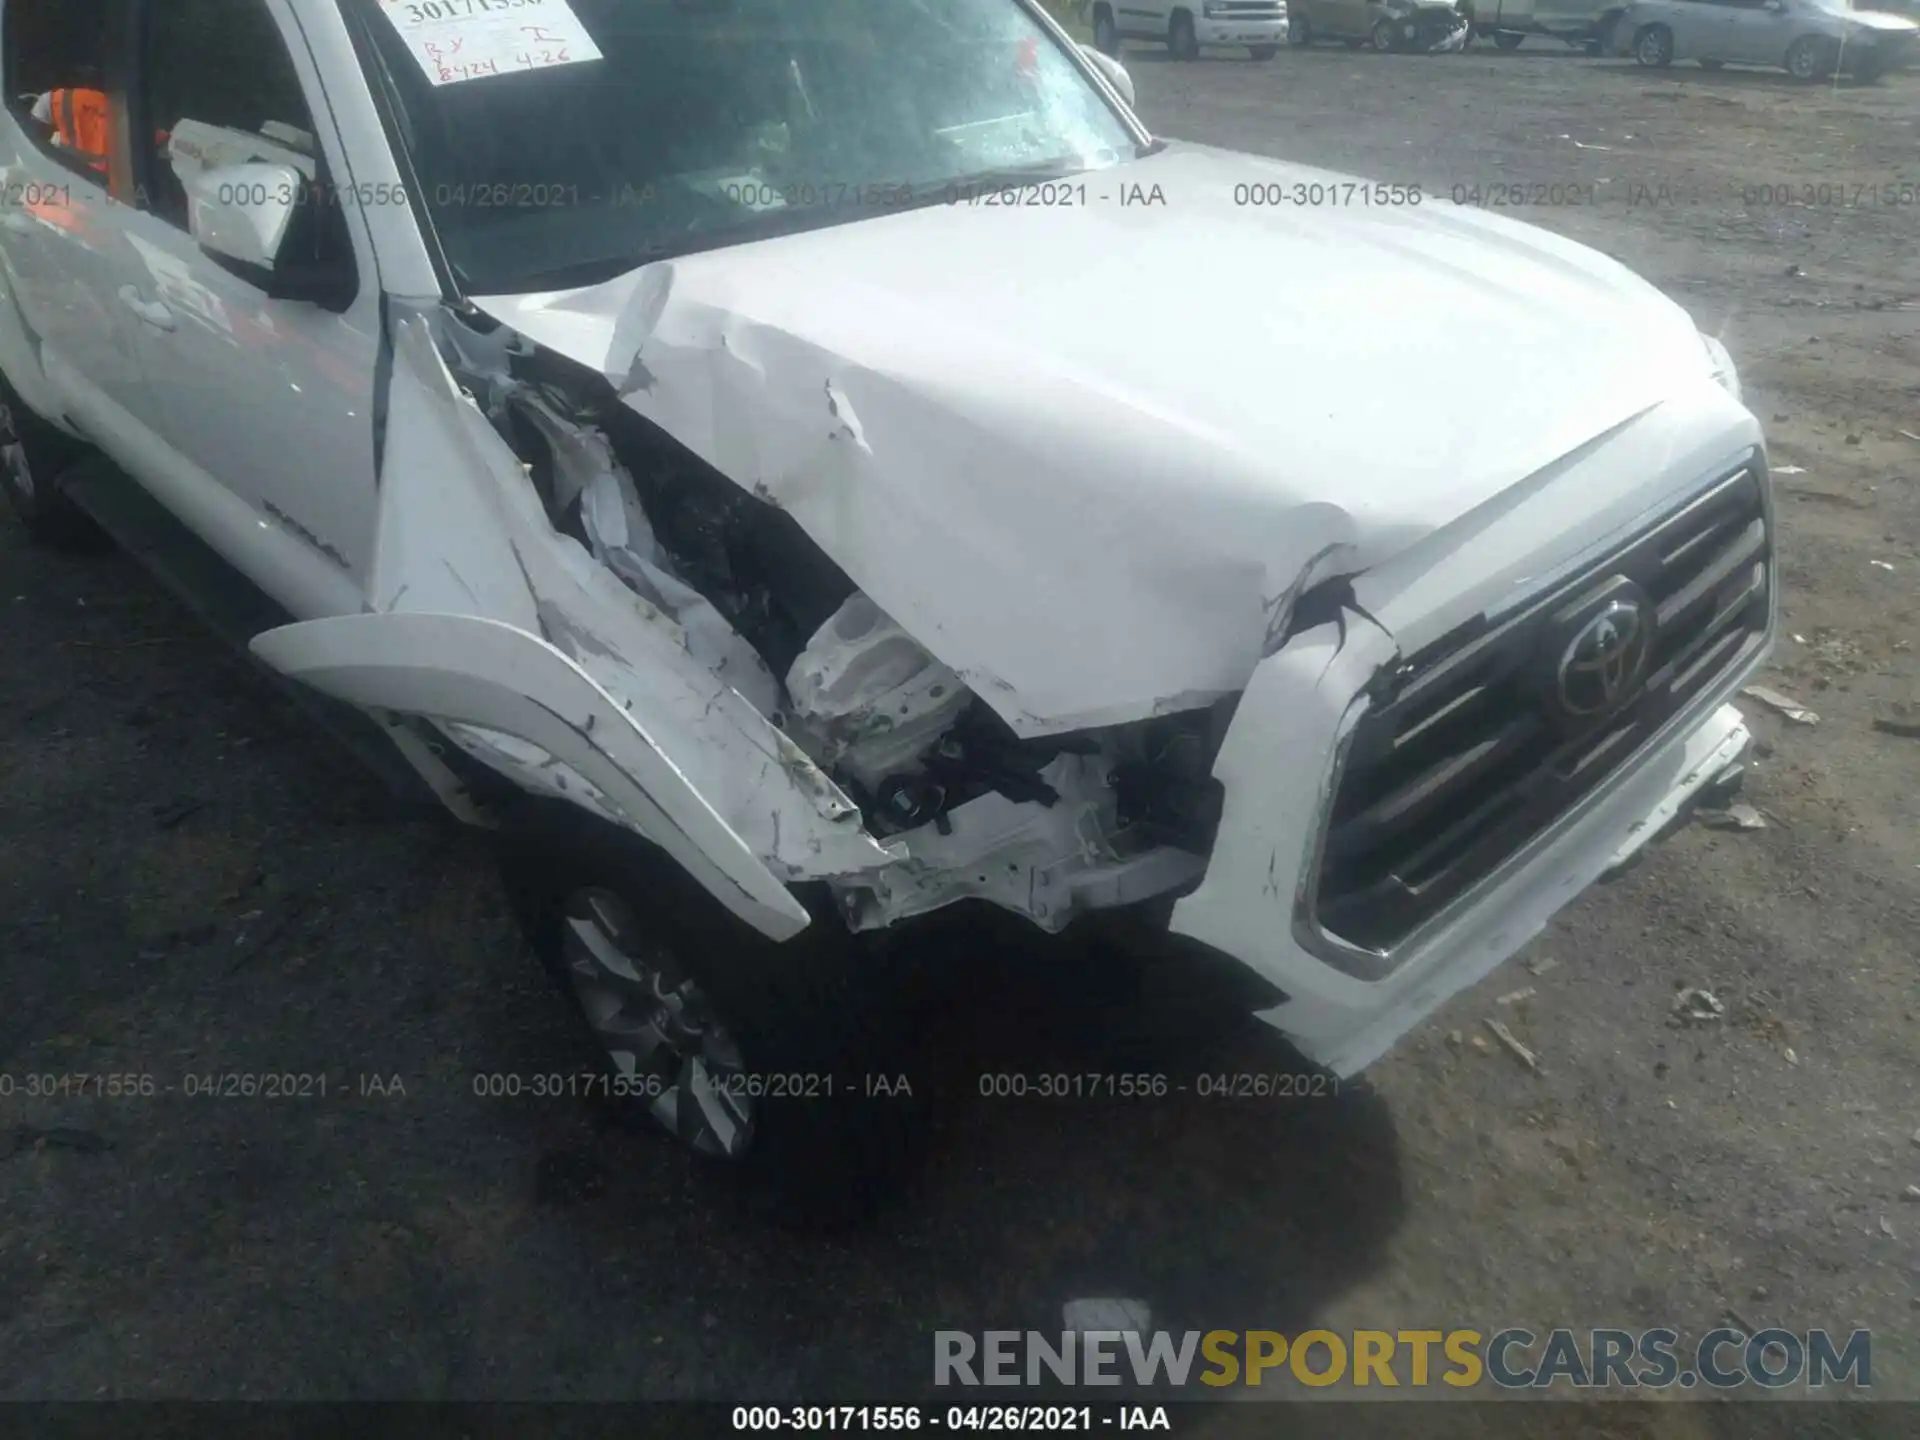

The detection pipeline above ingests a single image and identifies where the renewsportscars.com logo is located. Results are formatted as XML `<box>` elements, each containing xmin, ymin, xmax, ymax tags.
<box><xmin>934</xmin><ymin>1328</ymin><xmax>1872</xmax><ymax>1391</ymax></box>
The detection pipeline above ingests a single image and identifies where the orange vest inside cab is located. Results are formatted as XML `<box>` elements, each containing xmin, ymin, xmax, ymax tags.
<box><xmin>49</xmin><ymin>87</ymin><xmax>111</xmax><ymax>173</ymax></box>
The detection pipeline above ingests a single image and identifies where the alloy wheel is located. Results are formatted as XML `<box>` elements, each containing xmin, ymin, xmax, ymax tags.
<box><xmin>560</xmin><ymin>887</ymin><xmax>756</xmax><ymax>1160</ymax></box>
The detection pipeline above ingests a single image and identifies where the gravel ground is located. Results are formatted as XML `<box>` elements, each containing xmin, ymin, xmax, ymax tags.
<box><xmin>2</xmin><ymin>39</ymin><xmax>1917</xmax><ymax>1425</ymax></box>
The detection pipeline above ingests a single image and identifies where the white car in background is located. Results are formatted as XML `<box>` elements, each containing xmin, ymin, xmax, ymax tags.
<box><xmin>1618</xmin><ymin>0</ymin><xmax>1918</xmax><ymax>77</ymax></box>
<box><xmin>2</xmin><ymin>0</ymin><xmax>1770</xmax><ymax>1219</ymax></box>
<box><xmin>1092</xmin><ymin>0</ymin><xmax>1291</xmax><ymax>59</ymax></box>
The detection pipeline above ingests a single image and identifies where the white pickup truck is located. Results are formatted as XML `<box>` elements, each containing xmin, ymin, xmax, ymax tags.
<box><xmin>1092</xmin><ymin>0</ymin><xmax>1292</xmax><ymax>59</ymax></box>
<box><xmin>1</xmin><ymin>0</ymin><xmax>1768</xmax><ymax>1219</ymax></box>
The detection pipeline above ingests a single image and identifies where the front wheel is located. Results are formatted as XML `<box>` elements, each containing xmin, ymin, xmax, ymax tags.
<box><xmin>498</xmin><ymin>798</ymin><xmax>930</xmax><ymax>1225</ymax></box>
<box><xmin>1250</xmin><ymin>43</ymin><xmax>1279</xmax><ymax>58</ymax></box>
<box><xmin>1371</xmin><ymin>18</ymin><xmax>1402</xmax><ymax>50</ymax></box>
<box><xmin>0</xmin><ymin>378</ymin><xmax>107</xmax><ymax>551</ymax></box>
<box><xmin>1169</xmin><ymin>11</ymin><xmax>1201</xmax><ymax>59</ymax></box>
<box><xmin>1633</xmin><ymin>23</ymin><xmax>1674</xmax><ymax>66</ymax></box>
<box><xmin>1093</xmin><ymin>7</ymin><xmax>1123</xmax><ymax>57</ymax></box>
<box><xmin>1288</xmin><ymin>14</ymin><xmax>1312</xmax><ymax>44</ymax></box>
<box><xmin>1784</xmin><ymin>35</ymin><xmax>1833</xmax><ymax>80</ymax></box>
<box><xmin>1493</xmin><ymin>29</ymin><xmax>1525</xmax><ymax>49</ymax></box>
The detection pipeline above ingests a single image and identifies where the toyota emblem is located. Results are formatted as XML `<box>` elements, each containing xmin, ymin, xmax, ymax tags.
<box><xmin>1556</xmin><ymin>596</ymin><xmax>1653</xmax><ymax>718</ymax></box>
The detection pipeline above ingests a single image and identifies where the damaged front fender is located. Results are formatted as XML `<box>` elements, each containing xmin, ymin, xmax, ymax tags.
<box><xmin>252</xmin><ymin>611</ymin><xmax>816</xmax><ymax>939</ymax></box>
<box><xmin>251</xmin><ymin>309</ymin><xmax>903</xmax><ymax>939</ymax></box>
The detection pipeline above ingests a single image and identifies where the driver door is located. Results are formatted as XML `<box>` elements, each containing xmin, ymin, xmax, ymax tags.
<box><xmin>113</xmin><ymin>0</ymin><xmax>379</xmax><ymax>614</ymax></box>
<box><xmin>1718</xmin><ymin>0</ymin><xmax>1797</xmax><ymax>62</ymax></box>
<box><xmin>0</xmin><ymin>0</ymin><xmax>157</xmax><ymax>438</ymax></box>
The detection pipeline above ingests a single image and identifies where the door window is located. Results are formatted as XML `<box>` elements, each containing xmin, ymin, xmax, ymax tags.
<box><xmin>3</xmin><ymin>0</ymin><xmax>128</xmax><ymax>186</ymax></box>
<box><xmin>131</xmin><ymin>0</ymin><xmax>355</xmax><ymax>292</ymax></box>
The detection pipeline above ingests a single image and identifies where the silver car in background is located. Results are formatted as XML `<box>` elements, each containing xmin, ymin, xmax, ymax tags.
<box><xmin>1617</xmin><ymin>0</ymin><xmax>1919</xmax><ymax>78</ymax></box>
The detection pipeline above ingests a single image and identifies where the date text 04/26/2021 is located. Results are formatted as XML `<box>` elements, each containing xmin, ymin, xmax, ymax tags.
<box><xmin>730</xmin><ymin>1406</ymin><xmax>1173</xmax><ymax>1432</ymax></box>
<box><xmin>975</xmin><ymin>1072</ymin><xmax>1338</xmax><ymax>1100</ymax></box>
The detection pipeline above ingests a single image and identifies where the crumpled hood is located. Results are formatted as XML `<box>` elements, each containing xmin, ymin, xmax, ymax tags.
<box><xmin>476</xmin><ymin>143</ymin><xmax>1719</xmax><ymax>737</ymax></box>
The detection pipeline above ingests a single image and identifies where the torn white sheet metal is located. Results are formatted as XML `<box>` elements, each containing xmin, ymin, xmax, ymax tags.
<box><xmin>785</xmin><ymin>594</ymin><xmax>972</xmax><ymax>790</ymax></box>
<box><xmin>474</xmin><ymin>144</ymin><xmax>1728</xmax><ymax>738</ymax></box>
<box><xmin>512</xmin><ymin>389</ymin><xmax>783</xmax><ymax>715</ymax></box>
<box><xmin>441</xmin><ymin>720</ymin><xmax>622</xmax><ymax>825</ymax></box>
<box><xmin>262</xmin><ymin>311</ymin><xmax>899</xmax><ymax>912</ymax></box>
<box><xmin>842</xmin><ymin>753</ymin><xmax>1206</xmax><ymax>933</ymax></box>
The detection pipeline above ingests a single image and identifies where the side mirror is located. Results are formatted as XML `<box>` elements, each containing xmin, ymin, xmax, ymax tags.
<box><xmin>187</xmin><ymin>161</ymin><xmax>300</xmax><ymax>271</ymax></box>
<box><xmin>186</xmin><ymin>160</ymin><xmax>348</xmax><ymax>307</ymax></box>
<box><xmin>1080</xmin><ymin>45</ymin><xmax>1137</xmax><ymax>109</ymax></box>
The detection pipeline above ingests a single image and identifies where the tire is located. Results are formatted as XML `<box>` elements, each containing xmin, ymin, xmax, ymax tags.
<box><xmin>1784</xmin><ymin>35</ymin><xmax>1832</xmax><ymax>80</ymax></box>
<box><xmin>1854</xmin><ymin>52</ymin><xmax>1885</xmax><ymax>82</ymax></box>
<box><xmin>1582</xmin><ymin>37</ymin><xmax>1603</xmax><ymax>55</ymax></box>
<box><xmin>1698</xmin><ymin>57</ymin><xmax>1724</xmax><ymax>69</ymax></box>
<box><xmin>498</xmin><ymin>796</ymin><xmax>931</xmax><ymax>1227</ymax></box>
<box><xmin>1633</xmin><ymin>23</ymin><xmax>1674</xmax><ymax>66</ymax></box>
<box><xmin>1493</xmin><ymin>29</ymin><xmax>1525</xmax><ymax>49</ymax></box>
<box><xmin>1093</xmin><ymin>7</ymin><xmax>1123</xmax><ymax>57</ymax></box>
<box><xmin>1288</xmin><ymin>14</ymin><xmax>1312</xmax><ymax>44</ymax></box>
<box><xmin>0</xmin><ymin>374</ymin><xmax>107</xmax><ymax>551</ymax></box>
<box><xmin>1250</xmin><ymin>43</ymin><xmax>1279</xmax><ymax>58</ymax></box>
<box><xmin>1169</xmin><ymin>11</ymin><xmax>1201</xmax><ymax>59</ymax></box>
<box><xmin>1371</xmin><ymin>18</ymin><xmax>1402</xmax><ymax>50</ymax></box>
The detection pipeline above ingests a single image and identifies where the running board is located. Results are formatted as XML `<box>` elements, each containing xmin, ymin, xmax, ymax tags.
<box><xmin>54</xmin><ymin>457</ymin><xmax>439</xmax><ymax>808</ymax></box>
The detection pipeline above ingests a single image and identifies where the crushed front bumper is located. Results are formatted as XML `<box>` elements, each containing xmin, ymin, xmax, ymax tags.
<box><xmin>1170</xmin><ymin>595</ymin><xmax>1753</xmax><ymax>1075</ymax></box>
<box><xmin>1168</xmin><ymin>439</ymin><xmax>1772</xmax><ymax>1080</ymax></box>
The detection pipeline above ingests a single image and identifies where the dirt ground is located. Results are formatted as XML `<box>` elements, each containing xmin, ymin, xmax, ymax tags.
<box><xmin>2</xmin><ymin>39</ymin><xmax>1917</xmax><ymax>1425</ymax></box>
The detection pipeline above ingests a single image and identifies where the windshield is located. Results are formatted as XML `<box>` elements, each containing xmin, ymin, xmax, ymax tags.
<box><xmin>342</xmin><ymin>0</ymin><xmax>1136</xmax><ymax>295</ymax></box>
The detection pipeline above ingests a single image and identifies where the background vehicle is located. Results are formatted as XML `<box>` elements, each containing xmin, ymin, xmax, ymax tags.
<box><xmin>1617</xmin><ymin>0</ymin><xmax>1918</xmax><ymax>77</ymax></box>
<box><xmin>1461</xmin><ymin>0</ymin><xmax>1630</xmax><ymax>49</ymax></box>
<box><xmin>1092</xmin><ymin>0</ymin><xmax>1290</xmax><ymax>59</ymax></box>
<box><xmin>1288</xmin><ymin>0</ymin><xmax>1472</xmax><ymax>48</ymax></box>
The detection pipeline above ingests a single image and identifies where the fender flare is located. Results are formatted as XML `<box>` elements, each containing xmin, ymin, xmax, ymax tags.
<box><xmin>252</xmin><ymin>609</ymin><xmax>815</xmax><ymax>940</ymax></box>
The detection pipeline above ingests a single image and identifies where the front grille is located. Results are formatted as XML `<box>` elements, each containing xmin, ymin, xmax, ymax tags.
<box><xmin>1312</xmin><ymin>456</ymin><xmax>1771</xmax><ymax>956</ymax></box>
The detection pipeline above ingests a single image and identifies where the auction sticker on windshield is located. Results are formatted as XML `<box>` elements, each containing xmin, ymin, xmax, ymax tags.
<box><xmin>376</xmin><ymin>0</ymin><xmax>604</xmax><ymax>86</ymax></box>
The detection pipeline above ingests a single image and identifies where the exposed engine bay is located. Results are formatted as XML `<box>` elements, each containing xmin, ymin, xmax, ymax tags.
<box><xmin>429</xmin><ymin>306</ymin><xmax>1227</xmax><ymax>935</ymax></box>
